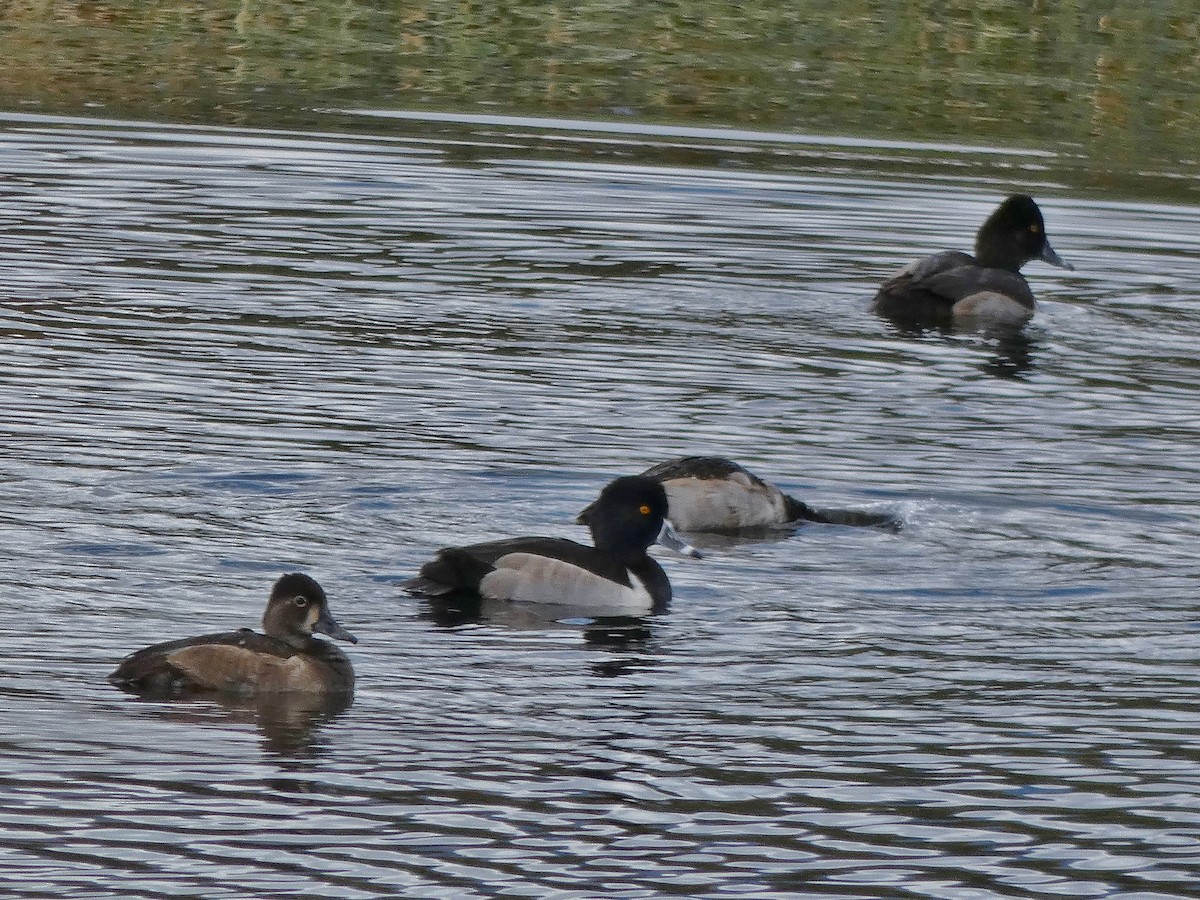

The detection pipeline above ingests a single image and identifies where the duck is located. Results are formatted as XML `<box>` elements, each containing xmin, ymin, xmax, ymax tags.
<box><xmin>871</xmin><ymin>194</ymin><xmax>1073</xmax><ymax>327</ymax></box>
<box><xmin>578</xmin><ymin>456</ymin><xmax>898</xmax><ymax>533</ymax></box>
<box><xmin>109</xmin><ymin>573</ymin><xmax>357</xmax><ymax>697</ymax></box>
<box><xmin>403</xmin><ymin>475</ymin><xmax>700</xmax><ymax>614</ymax></box>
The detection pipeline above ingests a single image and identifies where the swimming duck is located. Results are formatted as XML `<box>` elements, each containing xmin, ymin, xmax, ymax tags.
<box><xmin>109</xmin><ymin>573</ymin><xmax>356</xmax><ymax>697</ymax></box>
<box><xmin>578</xmin><ymin>456</ymin><xmax>898</xmax><ymax>533</ymax></box>
<box><xmin>872</xmin><ymin>194</ymin><xmax>1073</xmax><ymax>326</ymax></box>
<box><xmin>404</xmin><ymin>475</ymin><xmax>699</xmax><ymax>614</ymax></box>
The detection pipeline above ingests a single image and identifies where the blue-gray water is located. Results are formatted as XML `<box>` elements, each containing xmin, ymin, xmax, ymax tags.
<box><xmin>1</xmin><ymin>111</ymin><xmax>1198</xmax><ymax>898</ymax></box>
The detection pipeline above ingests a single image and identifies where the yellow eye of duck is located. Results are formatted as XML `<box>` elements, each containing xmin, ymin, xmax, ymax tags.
<box><xmin>1029</xmin><ymin>223</ymin><xmax>1041</xmax><ymax>233</ymax></box>
<box><xmin>639</xmin><ymin>504</ymin><xmax>651</xmax><ymax>515</ymax></box>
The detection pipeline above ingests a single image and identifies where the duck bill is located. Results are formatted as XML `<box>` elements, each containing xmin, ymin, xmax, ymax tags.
<box><xmin>1039</xmin><ymin>239</ymin><xmax>1074</xmax><ymax>271</ymax></box>
<box><xmin>314</xmin><ymin>609</ymin><xmax>358</xmax><ymax>644</ymax></box>
<box><xmin>656</xmin><ymin>519</ymin><xmax>702</xmax><ymax>559</ymax></box>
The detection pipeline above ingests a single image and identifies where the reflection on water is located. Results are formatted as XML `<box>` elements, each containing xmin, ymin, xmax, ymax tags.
<box><xmin>0</xmin><ymin>111</ymin><xmax>1199</xmax><ymax>898</ymax></box>
<box><xmin>882</xmin><ymin>320</ymin><xmax>1040</xmax><ymax>378</ymax></box>
<box><xmin>0</xmin><ymin>1</ymin><xmax>1197</xmax><ymax>195</ymax></box>
<box><xmin>119</xmin><ymin>691</ymin><xmax>354</xmax><ymax>759</ymax></box>
<box><xmin>977</xmin><ymin>329</ymin><xmax>1038</xmax><ymax>377</ymax></box>
<box><xmin>424</xmin><ymin>593</ymin><xmax>659</xmax><ymax>646</ymax></box>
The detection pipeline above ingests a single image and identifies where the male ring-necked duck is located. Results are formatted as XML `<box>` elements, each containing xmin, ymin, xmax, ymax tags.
<box><xmin>577</xmin><ymin>456</ymin><xmax>898</xmax><ymax>533</ymax></box>
<box><xmin>872</xmin><ymin>194</ymin><xmax>1073</xmax><ymax>327</ymax></box>
<box><xmin>109</xmin><ymin>573</ymin><xmax>357</xmax><ymax>697</ymax></box>
<box><xmin>404</xmin><ymin>475</ymin><xmax>700</xmax><ymax>614</ymax></box>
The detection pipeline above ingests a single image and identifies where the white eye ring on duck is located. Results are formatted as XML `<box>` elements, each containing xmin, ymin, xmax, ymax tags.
<box><xmin>293</xmin><ymin>595</ymin><xmax>310</xmax><ymax>608</ymax></box>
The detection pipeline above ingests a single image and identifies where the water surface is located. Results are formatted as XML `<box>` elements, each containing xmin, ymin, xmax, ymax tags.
<box><xmin>0</xmin><ymin>111</ymin><xmax>1198</xmax><ymax>897</ymax></box>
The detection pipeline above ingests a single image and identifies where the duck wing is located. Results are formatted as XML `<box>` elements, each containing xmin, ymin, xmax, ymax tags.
<box><xmin>641</xmin><ymin>456</ymin><xmax>750</xmax><ymax>481</ymax></box>
<box><xmin>876</xmin><ymin>250</ymin><xmax>974</xmax><ymax>299</ymax></box>
<box><xmin>109</xmin><ymin>630</ymin><xmax>295</xmax><ymax>695</ymax></box>
<box><xmin>921</xmin><ymin>266</ymin><xmax>1034</xmax><ymax>307</ymax></box>
<box><xmin>876</xmin><ymin>250</ymin><xmax>1033</xmax><ymax>312</ymax></box>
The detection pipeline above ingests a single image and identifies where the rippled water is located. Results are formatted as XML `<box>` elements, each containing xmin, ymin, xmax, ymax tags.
<box><xmin>2</xmin><ymin>111</ymin><xmax>1199</xmax><ymax>898</ymax></box>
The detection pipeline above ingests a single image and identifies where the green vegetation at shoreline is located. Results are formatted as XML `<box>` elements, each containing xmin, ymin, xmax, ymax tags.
<box><xmin>0</xmin><ymin>1</ymin><xmax>1196</xmax><ymax>191</ymax></box>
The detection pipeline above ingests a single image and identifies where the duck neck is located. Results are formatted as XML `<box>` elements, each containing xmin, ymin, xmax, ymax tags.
<box><xmin>262</xmin><ymin>610</ymin><xmax>313</xmax><ymax>649</ymax></box>
<box><xmin>974</xmin><ymin>237</ymin><xmax>1024</xmax><ymax>272</ymax></box>
<box><xmin>590</xmin><ymin>528</ymin><xmax>646</xmax><ymax>564</ymax></box>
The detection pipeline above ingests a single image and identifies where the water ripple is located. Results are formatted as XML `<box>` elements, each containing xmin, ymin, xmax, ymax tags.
<box><xmin>0</xmin><ymin>111</ymin><xmax>1198</xmax><ymax>898</ymax></box>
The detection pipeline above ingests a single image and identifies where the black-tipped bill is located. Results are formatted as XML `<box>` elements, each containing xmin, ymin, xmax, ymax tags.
<box><xmin>315</xmin><ymin>608</ymin><xmax>358</xmax><ymax>644</ymax></box>
<box><xmin>1039</xmin><ymin>239</ymin><xmax>1073</xmax><ymax>271</ymax></box>
<box><xmin>656</xmin><ymin>519</ymin><xmax>702</xmax><ymax>559</ymax></box>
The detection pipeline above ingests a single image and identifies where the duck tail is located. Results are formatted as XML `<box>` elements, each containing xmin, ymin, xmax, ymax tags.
<box><xmin>785</xmin><ymin>494</ymin><xmax>901</xmax><ymax>532</ymax></box>
<box><xmin>783</xmin><ymin>493</ymin><xmax>825</xmax><ymax>523</ymax></box>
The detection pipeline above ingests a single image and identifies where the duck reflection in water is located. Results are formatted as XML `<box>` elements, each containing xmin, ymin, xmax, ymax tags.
<box><xmin>419</xmin><ymin>595</ymin><xmax>658</xmax><ymax>678</ymax></box>
<box><xmin>423</xmin><ymin>591</ymin><xmax>655</xmax><ymax>648</ymax></box>
<box><xmin>407</xmin><ymin>476</ymin><xmax>700</xmax><ymax>661</ymax></box>
<box><xmin>979</xmin><ymin>329</ymin><xmax>1038</xmax><ymax>377</ymax></box>
<box><xmin>122</xmin><ymin>690</ymin><xmax>354</xmax><ymax>759</ymax></box>
<box><xmin>886</xmin><ymin>319</ymin><xmax>1040</xmax><ymax>378</ymax></box>
<box><xmin>108</xmin><ymin>573</ymin><xmax>357</xmax><ymax>759</ymax></box>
